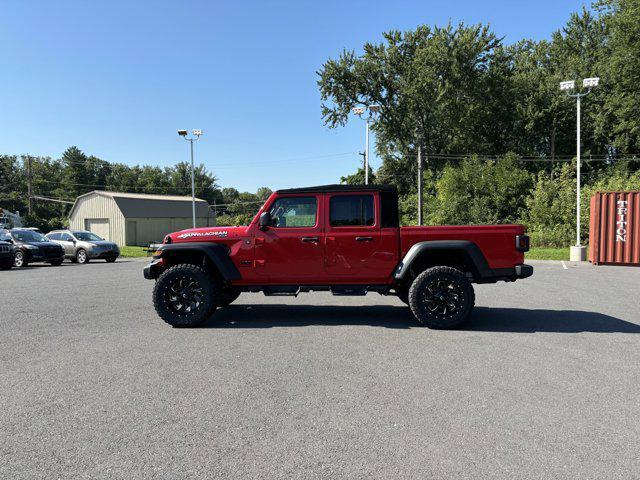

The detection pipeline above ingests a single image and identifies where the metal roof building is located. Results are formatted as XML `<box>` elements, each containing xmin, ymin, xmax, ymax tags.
<box><xmin>68</xmin><ymin>191</ymin><xmax>213</xmax><ymax>246</ymax></box>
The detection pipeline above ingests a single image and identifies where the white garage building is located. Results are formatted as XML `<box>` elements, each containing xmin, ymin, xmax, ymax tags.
<box><xmin>68</xmin><ymin>191</ymin><xmax>213</xmax><ymax>246</ymax></box>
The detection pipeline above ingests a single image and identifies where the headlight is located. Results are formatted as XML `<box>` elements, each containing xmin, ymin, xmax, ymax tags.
<box><xmin>24</xmin><ymin>244</ymin><xmax>38</xmax><ymax>250</ymax></box>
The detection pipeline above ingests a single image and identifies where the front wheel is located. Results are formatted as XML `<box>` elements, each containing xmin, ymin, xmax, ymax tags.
<box><xmin>76</xmin><ymin>249</ymin><xmax>89</xmax><ymax>264</ymax></box>
<box><xmin>408</xmin><ymin>266</ymin><xmax>475</xmax><ymax>329</ymax></box>
<box><xmin>14</xmin><ymin>251</ymin><xmax>27</xmax><ymax>268</ymax></box>
<box><xmin>152</xmin><ymin>264</ymin><xmax>218</xmax><ymax>327</ymax></box>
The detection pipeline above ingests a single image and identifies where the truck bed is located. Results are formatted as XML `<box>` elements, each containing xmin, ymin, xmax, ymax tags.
<box><xmin>400</xmin><ymin>224</ymin><xmax>526</xmax><ymax>269</ymax></box>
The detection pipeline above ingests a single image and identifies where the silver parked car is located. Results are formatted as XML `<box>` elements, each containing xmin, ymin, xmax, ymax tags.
<box><xmin>46</xmin><ymin>230</ymin><xmax>120</xmax><ymax>264</ymax></box>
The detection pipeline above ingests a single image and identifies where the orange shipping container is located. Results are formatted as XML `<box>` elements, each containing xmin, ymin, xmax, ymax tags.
<box><xmin>589</xmin><ymin>191</ymin><xmax>640</xmax><ymax>266</ymax></box>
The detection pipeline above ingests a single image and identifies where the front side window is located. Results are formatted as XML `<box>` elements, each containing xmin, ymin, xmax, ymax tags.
<box><xmin>268</xmin><ymin>197</ymin><xmax>317</xmax><ymax>228</ymax></box>
<box><xmin>330</xmin><ymin>194</ymin><xmax>375</xmax><ymax>227</ymax></box>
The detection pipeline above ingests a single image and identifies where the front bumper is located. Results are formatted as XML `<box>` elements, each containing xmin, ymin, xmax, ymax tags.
<box><xmin>143</xmin><ymin>259</ymin><xmax>163</xmax><ymax>280</ymax></box>
<box><xmin>88</xmin><ymin>249</ymin><xmax>120</xmax><ymax>259</ymax></box>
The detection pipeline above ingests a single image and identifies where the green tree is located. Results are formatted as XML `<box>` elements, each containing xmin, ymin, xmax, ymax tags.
<box><xmin>318</xmin><ymin>23</ymin><xmax>515</xmax><ymax>194</ymax></box>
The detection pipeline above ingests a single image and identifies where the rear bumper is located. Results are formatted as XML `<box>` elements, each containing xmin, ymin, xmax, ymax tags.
<box><xmin>143</xmin><ymin>259</ymin><xmax>163</xmax><ymax>280</ymax></box>
<box><xmin>515</xmin><ymin>264</ymin><xmax>534</xmax><ymax>279</ymax></box>
<box><xmin>475</xmin><ymin>263</ymin><xmax>533</xmax><ymax>283</ymax></box>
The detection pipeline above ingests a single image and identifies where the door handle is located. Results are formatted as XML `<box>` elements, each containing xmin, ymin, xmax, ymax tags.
<box><xmin>301</xmin><ymin>236</ymin><xmax>319</xmax><ymax>243</ymax></box>
<box><xmin>355</xmin><ymin>236</ymin><xmax>373</xmax><ymax>242</ymax></box>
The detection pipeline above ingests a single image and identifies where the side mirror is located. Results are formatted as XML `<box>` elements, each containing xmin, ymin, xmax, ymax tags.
<box><xmin>259</xmin><ymin>212</ymin><xmax>271</xmax><ymax>230</ymax></box>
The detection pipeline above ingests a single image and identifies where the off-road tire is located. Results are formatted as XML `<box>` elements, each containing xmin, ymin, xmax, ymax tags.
<box><xmin>76</xmin><ymin>249</ymin><xmax>89</xmax><ymax>264</ymax></box>
<box><xmin>408</xmin><ymin>266</ymin><xmax>475</xmax><ymax>329</ymax></box>
<box><xmin>49</xmin><ymin>259</ymin><xmax>63</xmax><ymax>266</ymax></box>
<box><xmin>218</xmin><ymin>288</ymin><xmax>241</xmax><ymax>307</ymax></box>
<box><xmin>153</xmin><ymin>264</ymin><xmax>218</xmax><ymax>327</ymax></box>
<box><xmin>14</xmin><ymin>250</ymin><xmax>27</xmax><ymax>268</ymax></box>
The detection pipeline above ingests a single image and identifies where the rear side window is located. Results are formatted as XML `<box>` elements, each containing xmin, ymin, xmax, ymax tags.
<box><xmin>330</xmin><ymin>195</ymin><xmax>374</xmax><ymax>227</ymax></box>
<box><xmin>48</xmin><ymin>233</ymin><xmax>60</xmax><ymax>240</ymax></box>
<box><xmin>380</xmin><ymin>191</ymin><xmax>399</xmax><ymax>228</ymax></box>
<box><xmin>269</xmin><ymin>196</ymin><xmax>317</xmax><ymax>228</ymax></box>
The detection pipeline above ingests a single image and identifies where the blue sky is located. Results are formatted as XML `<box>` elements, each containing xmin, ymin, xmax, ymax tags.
<box><xmin>1</xmin><ymin>0</ymin><xmax>585</xmax><ymax>193</ymax></box>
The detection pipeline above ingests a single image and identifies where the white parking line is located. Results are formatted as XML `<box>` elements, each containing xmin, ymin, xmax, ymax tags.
<box><xmin>561</xmin><ymin>261</ymin><xmax>568</xmax><ymax>270</ymax></box>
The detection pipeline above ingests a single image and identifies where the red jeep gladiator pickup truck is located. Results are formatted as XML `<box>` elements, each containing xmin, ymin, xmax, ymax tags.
<box><xmin>144</xmin><ymin>185</ymin><xmax>532</xmax><ymax>328</ymax></box>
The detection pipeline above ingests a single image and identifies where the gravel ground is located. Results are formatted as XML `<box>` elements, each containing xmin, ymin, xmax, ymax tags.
<box><xmin>1</xmin><ymin>259</ymin><xmax>639</xmax><ymax>479</ymax></box>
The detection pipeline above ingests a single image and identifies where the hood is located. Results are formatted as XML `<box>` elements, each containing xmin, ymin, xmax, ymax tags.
<box><xmin>87</xmin><ymin>240</ymin><xmax>118</xmax><ymax>247</ymax></box>
<box><xmin>168</xmin><ymin>226</ymin><xmax>249</xmax><ymax>243</ymax></box>
<box><xmin>22</xmin><ymin>241</ymin><xmax>63</xmax><ymax>249</ymax></box>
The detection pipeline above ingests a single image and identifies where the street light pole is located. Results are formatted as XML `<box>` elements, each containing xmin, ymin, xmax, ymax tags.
<box><xmin>365</xmin><ymin>116</ymin><xmax>370</xmax><ymax>185</ymax></box>
<box><xmin>560</xmin><ymin>77</ymin><xmax>599</xmax><ymax>261</ymax></box>
<box><xmin>576</xmin><ymin>94</ymin><xmax>581</xmax><ymax>247</ymax></box>
<box><xmin>352</xmin><ymin>104</ymin><xmax>380</xmax><ymax>185</ymax></box>
<box><xmin>178</xmin><ymin>129</ymin><xmax>203</xmax><ymax>229</ymax></box>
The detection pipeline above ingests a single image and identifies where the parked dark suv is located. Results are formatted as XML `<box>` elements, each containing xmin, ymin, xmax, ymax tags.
<box><xmin>0</xmin><ymin>239</ymin><xmax>16</xmax><ymax>270</ymax></box>
<box><xmin>0</xmin><ymin>229</ymin><xmax>65</xmax><ymax>267</ymax></box>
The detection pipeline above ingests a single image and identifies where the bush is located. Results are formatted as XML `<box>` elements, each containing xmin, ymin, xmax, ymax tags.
<box><xmin>427</xmin><ymin>154</ymin><xmax>533</xmax><ymax>225</ymax></box>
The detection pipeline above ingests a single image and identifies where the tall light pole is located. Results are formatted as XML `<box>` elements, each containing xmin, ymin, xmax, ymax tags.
<box><xmin>178</xmin><ymin>129</ymin><xmax>203</xmax><ymax>228</ymax></box>
<box><xmin>560</xmin><ymin>77</ymin><xmax>599</xmax><ymax>262</ymax></box>
<box><xmin>352</xmin><ymin>104</ymin><xmax>380</xmax><ymax>184</ymax></box>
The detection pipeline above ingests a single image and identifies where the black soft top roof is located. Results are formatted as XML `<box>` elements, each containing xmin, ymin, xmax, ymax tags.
<box><xmin>276</xmin><ymin>184</ymin><xmax>397</xmax><ymax>194</ymax></box>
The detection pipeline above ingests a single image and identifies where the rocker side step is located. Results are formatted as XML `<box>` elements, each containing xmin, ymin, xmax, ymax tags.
<box><xmin>263</xmin><ymin>286</ymin><xmax>300</xmax><ymax>297</ymax></box>
<box><xmin>330</xmin><ymin>286</ymin><xmax>368</xmax><ymax>296</ymax></box>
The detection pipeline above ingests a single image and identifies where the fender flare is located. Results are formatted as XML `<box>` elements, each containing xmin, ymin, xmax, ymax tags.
<box><xmin>393</xmin><ymin>240</ymin><xmax>492</xmax><ymax>281</ymax></box>
<box><xmin>155</xmin><ymin>242</ymin><xmax>241</xmax><ymax>280</ymax></box>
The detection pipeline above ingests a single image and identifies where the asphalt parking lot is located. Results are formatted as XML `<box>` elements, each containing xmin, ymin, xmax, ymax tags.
<box><xmin>1</xmin><ymin>259</ymin><xmax>639</xmax><ymax>479</ymax></box>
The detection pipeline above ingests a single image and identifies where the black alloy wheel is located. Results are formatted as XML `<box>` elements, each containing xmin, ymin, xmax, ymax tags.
<box><xmin>152</xmin><ymin>264</ymin><xmax>218</xmax><ymax>327</ymax></box>
<box><xmin>408</xmin><ymin>266</ymin><xmax>475</xmax><ymax>329</ymax></box>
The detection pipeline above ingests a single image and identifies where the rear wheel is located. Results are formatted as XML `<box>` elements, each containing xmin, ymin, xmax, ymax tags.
<box><xmin>408</xmin><ymin>266</ymin><xmax>475</xmax><ymax>329</ymax></box>
<box><xmin>152</xmin><ymin>264</ymin><xmax>218</xmax><ymax>327</ymax></box>
<box><xmin>14</xmin><ymin>251</ymin><xmax>27</xmax><ymax>268</ymax></box>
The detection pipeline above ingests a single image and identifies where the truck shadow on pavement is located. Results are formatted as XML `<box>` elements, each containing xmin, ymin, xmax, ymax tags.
<box><xmin>207</xmin><ymin>304</ymin><xmax>640</xmax><ymax>333</ymax></box>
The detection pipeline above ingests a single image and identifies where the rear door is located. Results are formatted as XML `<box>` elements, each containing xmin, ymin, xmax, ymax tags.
<box><xmin>324</xmin><ymin>192</ymin><xmax>396</xmax><ymax>283</ymax></box>
<box><xmin>254</xmin><ymin>194</ymin><xmax>325</xmax><ymax>282</ymax></box>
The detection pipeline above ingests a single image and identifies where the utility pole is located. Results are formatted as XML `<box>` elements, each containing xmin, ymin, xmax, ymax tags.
<box><xmin>26</xmin><ymin>156</ymin><xmax>33</xmax><ymax>215</ymax></box>
<box><xmin>417</xmin><ymin>145</ymin><xmax>423</xmax><ymax>226</ymax></box>
<box><xmin>358</xmin><ymin>151</ymin><xmax>366</xmax><ymax>180</ymax></box>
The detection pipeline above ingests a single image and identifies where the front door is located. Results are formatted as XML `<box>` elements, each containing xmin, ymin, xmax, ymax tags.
<box><xmin>324</xmin><ymin>192</ymin><xmax>395</xmax><ymax>283</ymax></box>
<box><xmin>59</xmin><ymin>232</ymin><xmax>76</xmax><ymax>256</ymax></box>
<box><xmin>255</xmin><ymin>194</ymin><xmax>324</xmax><ymax>282</ymax></box>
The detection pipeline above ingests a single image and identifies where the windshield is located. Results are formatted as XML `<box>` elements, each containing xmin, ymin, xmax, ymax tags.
<box><xmin>74</xmin><ymin>232</ymin><xmax>103</xmax><ymax>241</ymax></box>
<box><xmin>12</xmin><ymin>230</ymin><xmax>48</xmax><ymax>242</ymax></box>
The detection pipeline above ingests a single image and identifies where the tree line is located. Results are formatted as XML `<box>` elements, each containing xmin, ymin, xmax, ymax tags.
<box><xmin>320</xmin><ymin>0</ymin><xmax>640</xmax><ymax>246</ymax></box>
<box><xmin>0</xmin><ymin>146</ymin><xmax>271</xmax><ymax>231</ymax></box>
